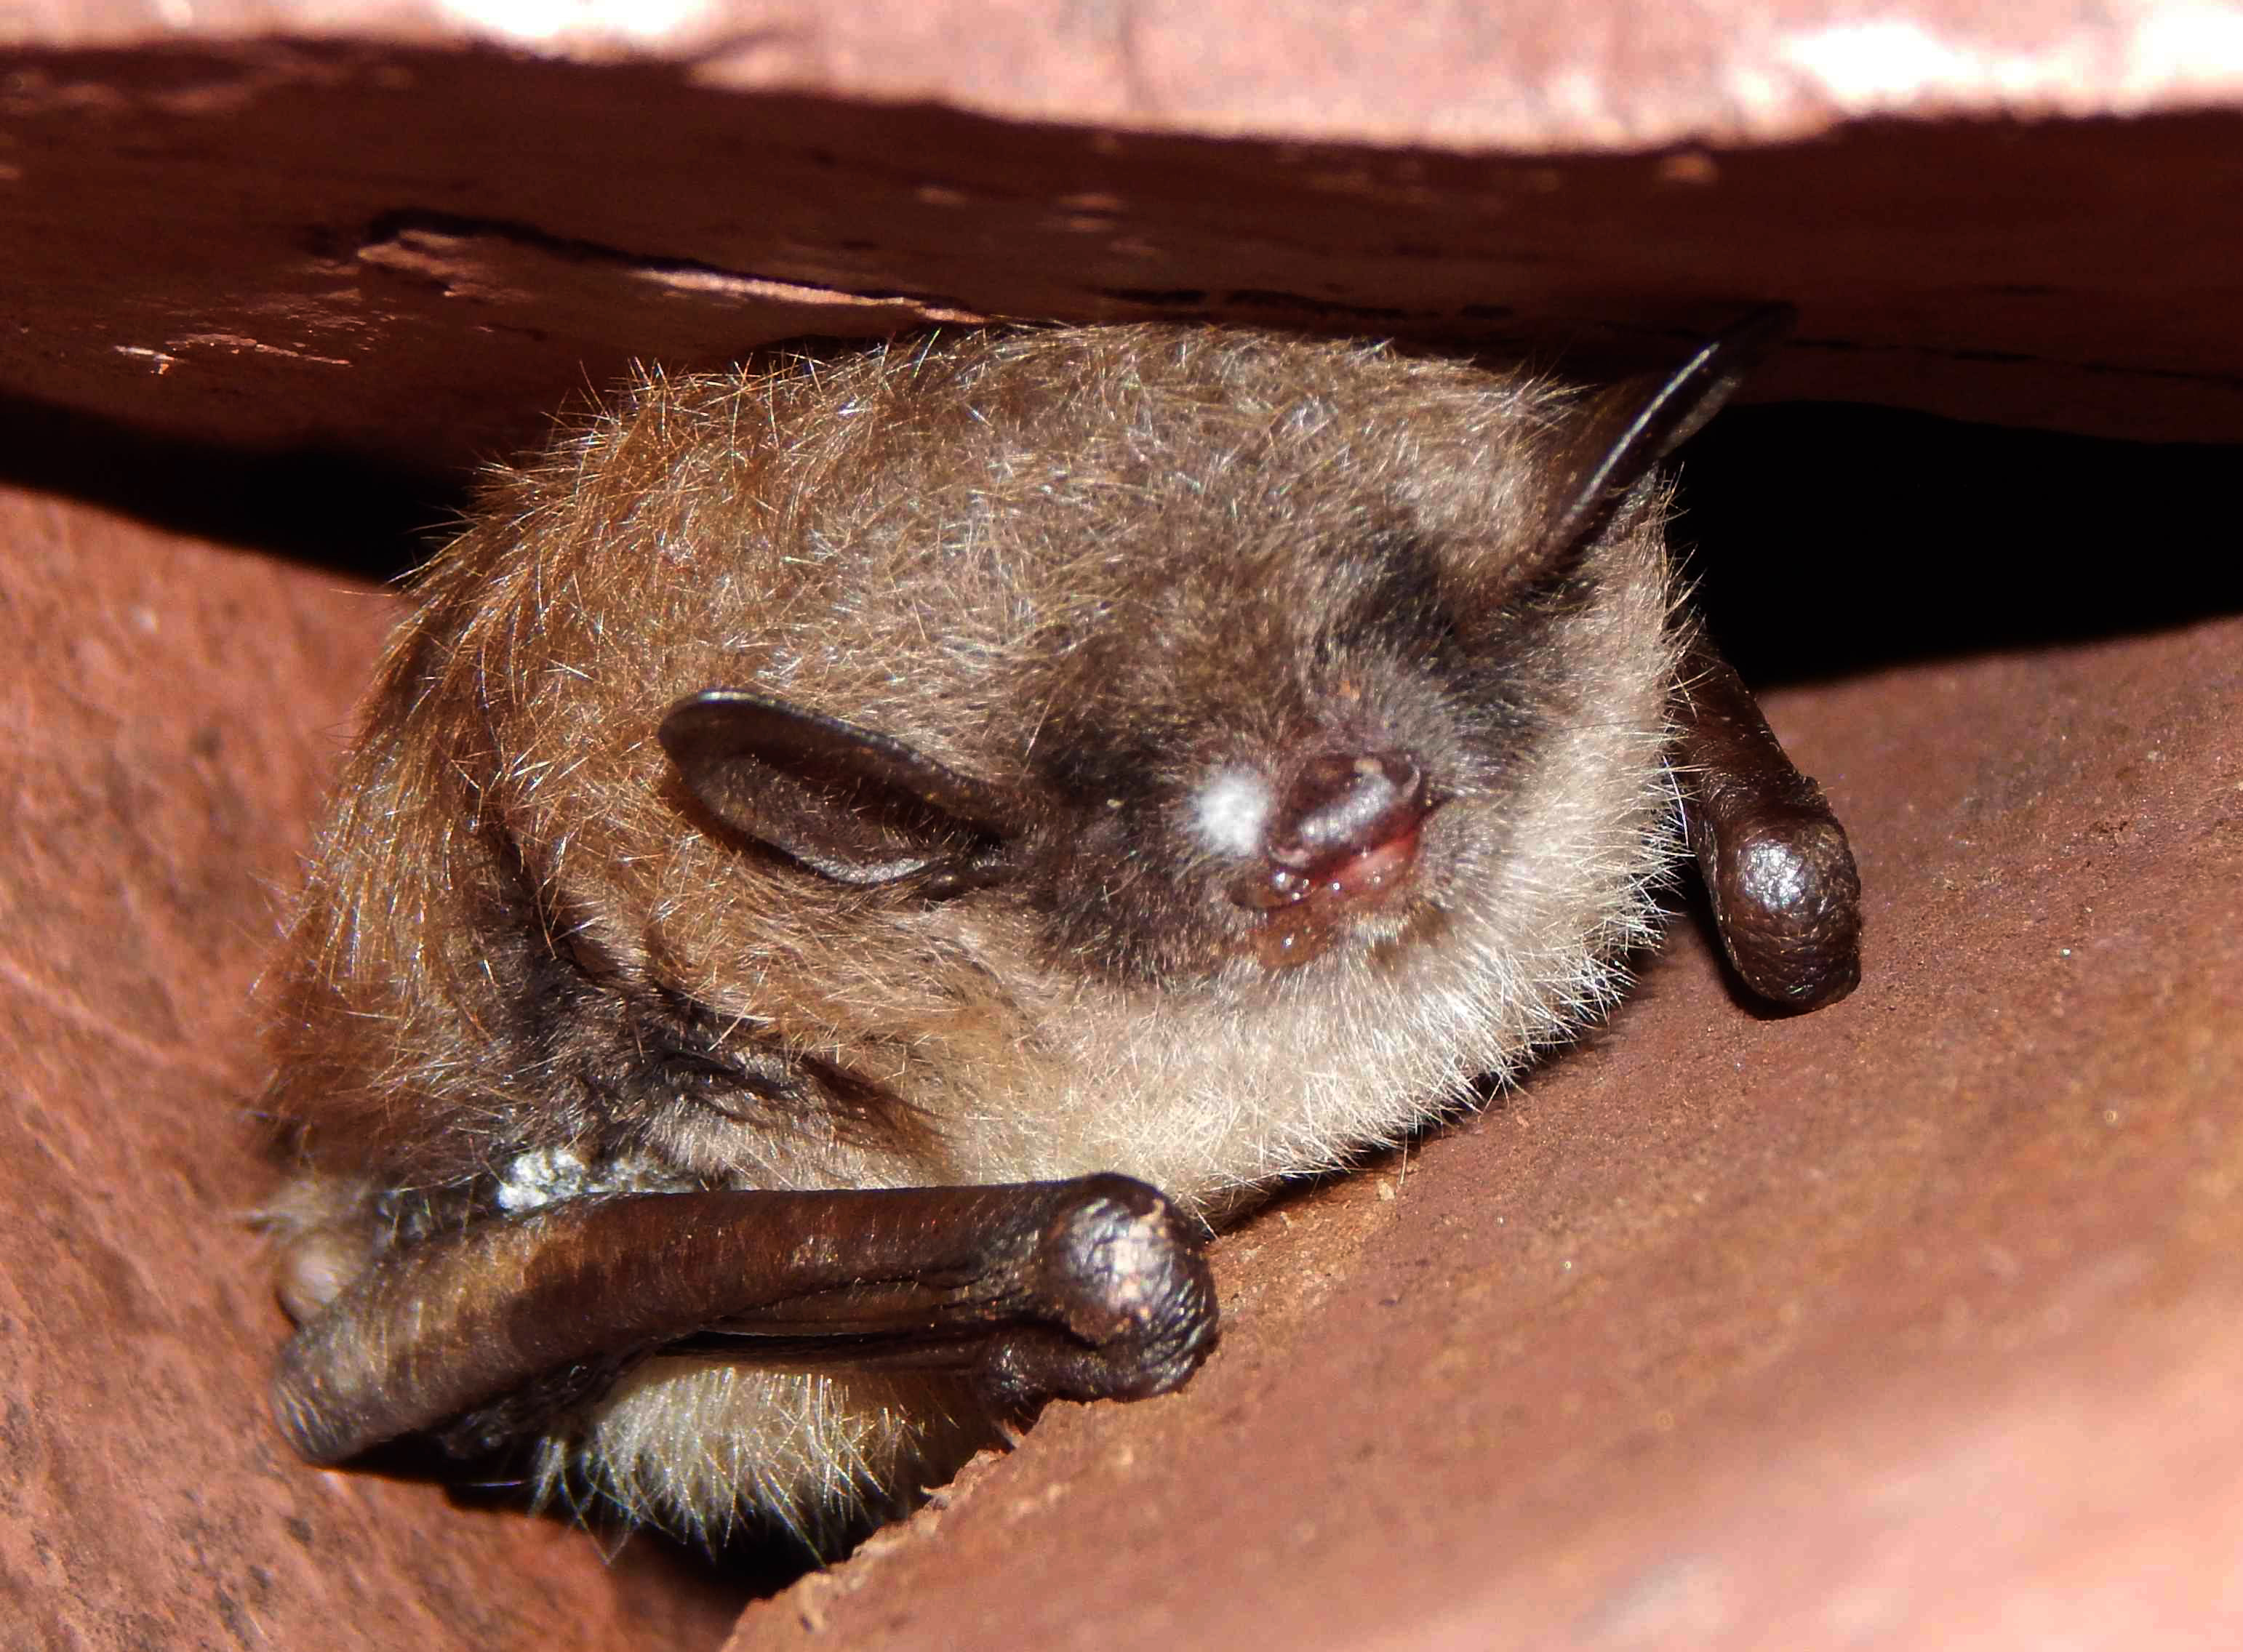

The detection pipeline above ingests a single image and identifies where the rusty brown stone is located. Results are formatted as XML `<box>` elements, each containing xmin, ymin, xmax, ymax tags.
<box><xmin>0</xmin><ymin>493</ymin><xmax>745</xmax><ymax>1649</ymax></box>
<box><xmin>733</xmin><ymin>615</ymin><xmax>2243</xmax><ymax>1651</ymax></box>
<box><xmin>1</xmin><ymin>22</ymin><xmax>2242</xmax><ymax>472</ymax></box>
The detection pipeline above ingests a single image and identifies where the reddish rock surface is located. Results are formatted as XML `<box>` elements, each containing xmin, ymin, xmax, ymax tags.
<box><xmin>732</xmin><ymin>614</ymin><xmax>2243</xmax><ymax>1649</ymax></box>
<box><xmin>0</xmin><ymin>496</ymin><xmax>746</xmax><ymax>1648</ymax></box>
<box><xmin>3</xmin><ymin>9</ymin><xmax>2242</xmax><ymax>469</ymax></box>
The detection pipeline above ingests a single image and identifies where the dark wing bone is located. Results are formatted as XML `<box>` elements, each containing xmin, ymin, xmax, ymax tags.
<box><xmin>274</xmin><ymin>1175</ymin><xmax>1218</xmax><ymax>1465</ymax></box>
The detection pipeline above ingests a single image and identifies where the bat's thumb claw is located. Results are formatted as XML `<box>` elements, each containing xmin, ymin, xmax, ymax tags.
<box><xmin>983</xmin><ymin>1174</ymin><xmax>1220</xmax><ymax>1407</ymax></box>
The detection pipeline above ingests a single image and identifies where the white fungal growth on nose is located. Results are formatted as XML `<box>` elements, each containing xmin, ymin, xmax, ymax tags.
<box><xmin>1192</xmin><ymin>765</ymin><xmax>1275</xmax><ymax>857</ymax></box>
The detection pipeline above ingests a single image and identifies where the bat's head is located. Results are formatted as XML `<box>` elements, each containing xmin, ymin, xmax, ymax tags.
<box><xmin>622</xmin><ymin>327</ymin><xmax>1691</xmax><ymax>1198</ymax></box>
<box><xmin>658</xmin><ymin>462</ymin><xmax>1670</xmax><ymax>992</ymax></box>
<box><xmin>300</xmin><ymin>321</ymin><xmax>1770</xmax><ymax>1206</ymax></box>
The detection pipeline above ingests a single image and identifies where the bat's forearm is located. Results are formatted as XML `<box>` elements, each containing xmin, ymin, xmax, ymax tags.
<box><xmin>1671</xmin><ymin>633</ymin><xmax>1863</xmax><ymax>1009</ymax></box>
<box><xmin>273</xmin><ymin>1175</ymin><xmax>1218</xmax><ymax>1465</ymax></box>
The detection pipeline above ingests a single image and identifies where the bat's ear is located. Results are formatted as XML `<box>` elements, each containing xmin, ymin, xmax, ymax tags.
<box><xmin>658</xmin><ymin>689</ymin><xmax>1024</xmax><ymax>885</ymax></box>
<box><xmin>1526</xmin><ymin>305</ymin><xmax>1795</xmax><ymax>569</ymax></box>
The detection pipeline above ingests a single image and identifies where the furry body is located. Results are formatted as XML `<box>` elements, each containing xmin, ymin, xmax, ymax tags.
<box><xmin>263</xmin><ymin>324</ymin><xmax>1683</xmax><ymax>1539</ymax></box>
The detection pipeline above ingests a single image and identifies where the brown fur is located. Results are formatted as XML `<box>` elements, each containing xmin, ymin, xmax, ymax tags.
<box><xmin>261</xmin><ymin>324</ymin><xmax>1684</xmax><ymax>1539</ymax></box>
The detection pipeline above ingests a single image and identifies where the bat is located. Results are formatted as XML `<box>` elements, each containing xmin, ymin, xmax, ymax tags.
<box><xmin>258</xmin><ymin>310</ymin><xmax>1860</xmax><ymax>1548</ymax></box>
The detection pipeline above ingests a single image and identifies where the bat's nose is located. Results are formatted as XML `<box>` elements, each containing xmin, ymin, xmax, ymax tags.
<box><xmin>1268</xmin><ymin>751</ymin><xmax>1426</xmax><ymax>876</ymax></box>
